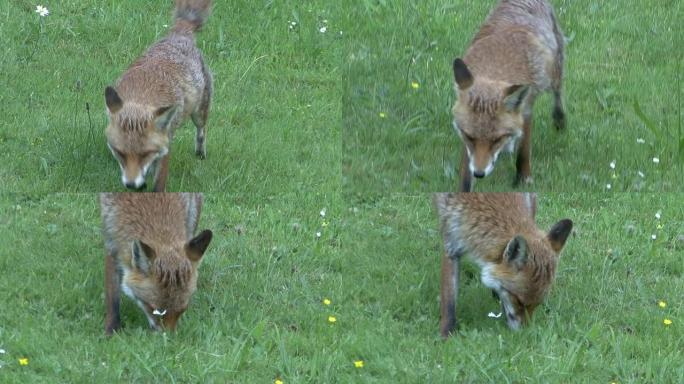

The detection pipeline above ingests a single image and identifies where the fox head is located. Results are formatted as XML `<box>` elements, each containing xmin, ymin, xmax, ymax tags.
<box><xmin>105</xmin><ymin>86</ymin><xmax>175</xmax><ymax>190</ymax></box>
<box><xmin>121</xmin><ymin>229</ymin><xmax>213</xmax><ymax>331</ymax></box>
<box><xmin>483</xmin><ymin>219</ymin><xmax>573</xmax><ymax>330</ymax></box>
<box><xmin>451</xmin><ymin>58</ymin><xmax>529</xmax><ymax>179</ymax></box>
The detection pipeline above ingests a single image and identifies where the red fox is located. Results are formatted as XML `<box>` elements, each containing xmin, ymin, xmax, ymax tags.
<box><xmin>104</xmin><ymin>0</ymin><xmax>213</xmax><ymax>191</ymax></box>
<box><xmin>100</xmin><ymin>193</ymin><xmax>213</xmax><ymax>335</ymax></box>
<box><xmin>433</xmin><ymin>193</ymin><xmax>572</xmax><ymax>338</ymax></box>
<box><xmin>451</xmin><ymin>0</ymin><xmax>566</xmax><ymax>191</ymax></box>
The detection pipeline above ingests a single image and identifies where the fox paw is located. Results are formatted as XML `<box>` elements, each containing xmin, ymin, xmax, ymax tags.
<box><xmin>553</xmin><ymin>108</ymin><xmax>566</xmax><ymax>130</ymax></box>
<box><xmin>514</xmin><ymin>175</ymin><xmax>533</xmax><ymax>187</ymax></box>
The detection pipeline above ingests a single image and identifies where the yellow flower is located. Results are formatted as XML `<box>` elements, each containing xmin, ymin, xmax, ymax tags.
<box><xmin>663</xmin><ymin>319</ymin><xmax>672</xmax><ymax>326</ymax></box>
<box><xmin>411</xmin><ymin>81</ymin><xmax>420</xmax><ymax>89</ymax></box>
<box><xmin>658</xmin><ymin>301</ymin><xmax>667</xmax><ymax>308</ymax></box>
<box><xmin>656</xmin><ymin>224</ymin><xmax>663</xmax><ymax>230</ymax></box>
<box><xmin>322</xmin><ymin>221</ymin><xmax>329</xmax><ymax>227</ymax></box>
<box><xmin>354</xmin><ymin>360</ymin><xmax>364</xmax><ymax>368</ymax></box>
<box><xmin>328</xmin><ymin>316</ymin><xmax>337</xmax><ymax>323</ymax></box>
<box><xmin>379</xmin><ymin>112</ymin><xmax>386</xmax><ymax>118</ymax></box>
<box><xmin>275</xmin><ymin>379</ymin><xmax>283</xmax><ymax>384</ymax></box>
<box><xmin>19</xmin><ymin>358</ymin><xmax>29</xmax><ymax>366</ymax></box>
<box><xmin>323</xmin><ymin>298</ymin><xmax>331</xmax><ymax>306</ymax></box>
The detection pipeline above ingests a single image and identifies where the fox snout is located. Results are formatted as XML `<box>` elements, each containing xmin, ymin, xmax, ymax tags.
<box><xmin>122</xmin><ymin>166</ymin><xmax>149</xmax><ymax>191</ymax></box>
<box><xmin>468</xmin><ymin>148</ymin><xmax>496</xmax><ymax>179</ymax></box>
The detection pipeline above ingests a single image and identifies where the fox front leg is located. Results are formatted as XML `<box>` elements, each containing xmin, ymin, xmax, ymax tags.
<box><xmin>440</xmin><ymin>252</ymin><xmax>462</xmax><ymax>338</ymax></box>
<box><xmin>104</xmin><ymin>251</ymin><xmax>122</xmax><ymax>336</ymax></box>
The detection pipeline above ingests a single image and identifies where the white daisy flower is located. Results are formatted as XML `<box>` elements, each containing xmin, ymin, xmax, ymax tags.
<box><xmin>487</xmin><ymin>312</ymin><xmax>502</xmax><ymax>318</ymax></box>
<box><xmin>35</xmin><ymin>5</ymin><xmax>49</xmax><ymax>17</ymax></box>
<box><xmin>653</xmin><ymin>157</ymin><xmax>660</xmax><ymax>164</ymax></box>
<box><xmin>655</xmin><ymin>211</ymin><xmax>661</xmax><ymax>220</ymax></box>
<box><xmin>609</xmin><ymin>160</ymin><xmax>616</xmax><ymax>169</ymax></box>
<box><xmin>319</xmin><ymin>26</ymin><xmax>327</xmax><ymax>33</ymax></box>
<box><xmin>152</xmin><ymin>309</ymin><xmax>167</xmax><ymax>316</ymax></box>
<box><xmin>636</xmin><ymin>138</ymin><xmax>646</xmax><ymax>144</ymax></box>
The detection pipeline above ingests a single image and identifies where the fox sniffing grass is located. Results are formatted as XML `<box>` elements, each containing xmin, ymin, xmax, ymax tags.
<box><xmin>451</xmin><ymin>0</ymin><xmax>566</xmax><ymax>192</ymax></box>
<box><xmin>434</xmin><ymin>193</ymin><xmax>572</xmax><ymax>338</ymax></box>
<box><xmin>100</xmin><ymin>193</ymin><xmax>213</xmax><ymax>335</ymax></box>
<box><xmin>104</xmin><ymin>0</ymin><xmax>213</xmax><ymax>191</ymax></box>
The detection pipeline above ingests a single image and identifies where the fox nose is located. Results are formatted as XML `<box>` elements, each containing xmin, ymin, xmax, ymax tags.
<box><xmin>125</xmin><ymin>182</ymin><xmax>146</xmax><ymax>191</ymax></box>
<box><xmin>473</xmin><ymin>171</ymin><xmax>485</xmax><ymax>178</ymax></box>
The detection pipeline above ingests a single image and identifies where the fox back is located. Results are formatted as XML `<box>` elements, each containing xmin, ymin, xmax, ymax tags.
<box><xmin>434</xmin><ymin>193</ymin><xmax>572</xmax><ymax>333</ymax></box>
<box><xmin>451</xmin><ymin>0</ymin><xmax>565</xmax><ymax>190</ymax></box>
<box><xmin>104</xmin><ymin>0</ymin><xmax>213</xmax><ymax>191</ymax></box>
<box><xmin>100</xmin><ymin>193</ymin><xmax>212</xmax><ymax>332</ymax></box>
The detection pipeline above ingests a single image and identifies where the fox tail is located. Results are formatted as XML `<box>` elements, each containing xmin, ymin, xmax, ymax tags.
<box><xmin>173</xmin><ymin>0</ymin><xmax>212</xmax><ymax>33</ymax></box>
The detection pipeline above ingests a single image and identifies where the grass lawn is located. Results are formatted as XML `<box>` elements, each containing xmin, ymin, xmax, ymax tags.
<box><xmin>0</xmin><ymin>0</ymin><xmax>341</xmax><ymax>193</ymax></box>
<box><xmin>343</xmin><ymin>0</ymin><xmax>684</xmax><ymax>193</ymax></box>
<box><xmin>0</xmin><ymin>192</ymin><xmax>682</xmax><ymax>382</ymax></box>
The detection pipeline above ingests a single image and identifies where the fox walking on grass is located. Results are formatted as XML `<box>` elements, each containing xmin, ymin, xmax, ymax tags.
<box><xmin>104</xmin><ymin>0</ymin><xmax>213</xmax><ymax>191</ymax></box>
<box><xmin>434</xmin><ymin>193</ymin><xmax>572</xmax><ymax>338</ymax></box>
<box><xmin>100</xmin><ymin>193</ymin><xmax>213</xmax><ymax>335</ymax></box>
<box><xmin>451</xmin><ymin>0</ymin><xmax>566</xmax><ymax>192</ymax></box>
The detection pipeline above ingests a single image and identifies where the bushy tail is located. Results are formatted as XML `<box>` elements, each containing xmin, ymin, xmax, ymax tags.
<box><xmin>173</xmin><ymin>0</ymin><xmax>212</xmax><ymax>33</ymax></box>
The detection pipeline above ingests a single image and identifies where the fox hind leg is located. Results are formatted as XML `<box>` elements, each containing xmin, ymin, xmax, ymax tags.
<box><xmin>551</xmin><ymin>14</ymin><xmax>566</xmax><ymax>130</ymax></box>
<box><xmin>192</xmin><ymin>64</ymin><xmax>212</xmax><ymax>159</ymax></box>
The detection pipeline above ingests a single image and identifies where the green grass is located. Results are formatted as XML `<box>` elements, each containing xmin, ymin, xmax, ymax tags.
<box><xmin>343</xmin><ymin>0</ymin><xmax>684</xmax><ymax>192</ymax></box>
<box><xmin>0</xmin><ymin>0</ymin><xmax>341</xmax><ymax>193</ymax></box>
<box><xmin>1</xmin><ymin>193</ymin><xmax>682</xmax><ymax>382</ymax></box>
<box><xmin>1</xmin><ymin>0</ymin><xmax>683</xmax><ymax>382</ymax></box>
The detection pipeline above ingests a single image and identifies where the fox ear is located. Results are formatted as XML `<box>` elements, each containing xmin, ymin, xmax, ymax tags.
<box><xmin>453</xmin><ymin>58</ymin><xmax>474</xmax><ymax>90</ymax></box>
<box><xmin>105</xmin><ymin>86</ymin><xmax>123</xmax><ymax>114</ymax></box>
<box><xmin>503</xmin><ymin>85</ymin><xmax>529</xmax><ymax>112</ymax></box>
<box><xmin>153</xmin><ymin>106</ymin><xmax>177</xmax><ymax>131</ymax></box>
<box><xmin>547</xmin><ymin>219</ymin><xmax>573</xmax><ymax>253</ymax></box>
<box><xmin>504</xmin><ymin>235</ymin><xmax>528</xmax><ymax>269</ymax></box>
<box><xmin>186</xmin><ymin>229</ymin><xmax>213</xmax><ymax>262</ymax></box>
<box><xmin>132</xmin><ymin>240</ymin><xmax>155</xmax><ymax>274</ymax></box>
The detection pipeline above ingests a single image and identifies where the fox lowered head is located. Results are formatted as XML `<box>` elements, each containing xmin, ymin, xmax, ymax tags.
<box><xmin>121</xmin><ymin>229</ymin><xmax>213</xmax><ymax>331</ymax></box>
<box><xmin>452</xmin><ymin>58</ymin><xmax>529</xmax><ymax>180</ymax></box>
<box><xmin>104</xmin><ymin>86</ymin><xmax>177</xmax><ymax>191</ymax></box>
<box><xmin>483</xmin><ymin>219</ymin><xmax>573</xmax><ymax>330</ymax></box>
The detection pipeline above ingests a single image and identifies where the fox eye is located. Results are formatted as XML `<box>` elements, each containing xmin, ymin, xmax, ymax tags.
<box><xmin>141</xmin><ymin>151</ymin><xmax>158</xmax><ymax>159</ymax></box>
<box><xmin>492</xmin><ymin>135</ymin><xmax>510</xmax><ymax>146</ymax></box>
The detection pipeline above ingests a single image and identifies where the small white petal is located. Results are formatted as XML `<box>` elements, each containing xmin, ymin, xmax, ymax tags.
<box><xmin>319</xmin><ymin>26</ymin><xmax>327</xmax><ymax>33</ymax></box>
<box><xmin>316</xmin><ymin>231</ymin><xmax>322</xmax><ymax>238</ymax></box>
<box><xmin>652</xmin><ymin>157</ymin><xmax>660</xmax><ymax>164</ymax></box>
<box><xmin>152</xmin><ymin>309</ymin><xmax>167</xmax><ymax>316</ymax></box>
<box><xmin>0</xmin><ymin>349</ymin><xmax>5</xmax><ymax>354</ymax></box>
<box><xmin>638</xmin><ymin>171</ymin><xmax>645</xmax><ymax>178</ymax></box>
<box><xmin>487</xmin><ymin>312</ymin><xmax>502</xmax><ymax>318</ymax></box>
<box><xmin>636</xmin><ymin>138</ymin><xmax>646</xmax><ymax>144</ymax></box>
<box><xmin>655</xmin><ymin>211</ymin><xmax>661</xmax><ymax>219</ymax></box>
<box><xmin>606</xmin><ymin>184</ymin><xmax>611</xmax><ymax>190</ymax></box>
<box><xmin>319</xmin><ymin>209</ymin><xmax>326</xmax><ymax>217</ymax></box>
<box><xmin>609</xmin><ymin>160</ymin><xmax>616</xmax><ymax>169</ymax></box>
<box><xmin>651</xmin><ymin>234</ymin><xmax>656</xmax><ymax>240</ymax></box>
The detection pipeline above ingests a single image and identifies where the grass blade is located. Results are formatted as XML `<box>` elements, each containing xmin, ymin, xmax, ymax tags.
<box><xmin>633</xmin><ymin>99</ymin><xmax>661</xmax><ymax>140</ymax></box>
